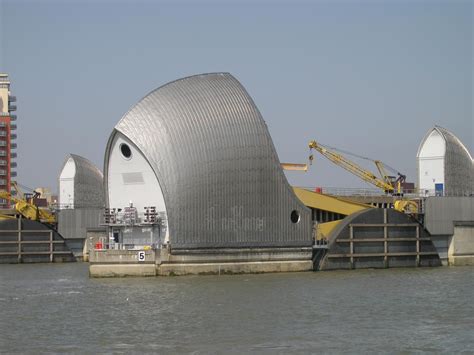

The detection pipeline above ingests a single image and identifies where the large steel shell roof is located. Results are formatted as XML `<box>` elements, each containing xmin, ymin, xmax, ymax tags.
<box><xmin>105</xmin><ymin>73</ymin><xmax>312</xmax><ymax>248</ymax></box>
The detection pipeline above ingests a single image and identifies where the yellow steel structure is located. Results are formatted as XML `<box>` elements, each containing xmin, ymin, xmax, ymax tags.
<box><xmin>293</xmin><ymin>187</ymin><xmax>370</xmax><ymax>216</ymax></box>
<box><xmin>315</xmin><ymin>220</ymin><xmax>341</xmax><ymax>241</ymax></box>
<box><xmin>0</xmin><ymin>188</ymin><xmax>56</xmax><ymax>224</ymax></box>
<box><xmin>394</xmin><ymin>200</ymin><xmax>418</xmax><ymax>214</ymax></box>
<box><xmin>281</xmin><ymin>163</ymin><xmax>308</xmax><ymax>172</ymax></box>
<box><xmin>308</xmin><ymin>140</ymin><xmax>395</xmax><ymax>193</ymax></box>
<box><xmin>293</xmin><ymin>187</ymin><xmax>371</xmax><ymax>240</ymax></box>
<box><xmin>306</xmin><ymin>140</ymin><xmax>418</xmax><ymax>213</ymax></box>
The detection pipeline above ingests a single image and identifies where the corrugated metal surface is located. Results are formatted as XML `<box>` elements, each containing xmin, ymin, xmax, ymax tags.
<box><xmin>417</xmin><ymin>126</ymin><xmax>473</xmax><ymax>196</ymax></box>
<box><xmin>59</xmin><ymin>154</ymin><xmax>105</xmax><ymax>208</ymax></box>
<box><xmin>104</xmin><ymin>73</ymin><xmax>312</xmax><ymax>248</ymax></box>
<box><xmin>58</xmin><ymin>208</ymin><xmax>104</xmax><ymax>240</ymax></box>
<box><xmin>424</xmin><ymin>197</ymin><xmax>474</xmax><ymax>235</ymax></box>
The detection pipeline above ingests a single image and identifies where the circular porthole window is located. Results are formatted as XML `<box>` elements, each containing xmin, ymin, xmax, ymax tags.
<box><xmin>290</xmin><ymin>210</ymin><xmax>300</xmax><ymax>224</ymax></box>
<box><xmin>120</xmin><ymin>143</ymin><xmax>132</xmax><ymax>160</ymax></box>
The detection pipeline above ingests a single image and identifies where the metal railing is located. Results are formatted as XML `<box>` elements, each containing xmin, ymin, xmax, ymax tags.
<box><xmin>298</xmin><ymin>186</ymin><xmax>473</xmax><ymax>198</ymax></box>
<box><xmin>93</xmin><ymin>241</ymin><xmax>156</xmax><ymax>251</ymax></box>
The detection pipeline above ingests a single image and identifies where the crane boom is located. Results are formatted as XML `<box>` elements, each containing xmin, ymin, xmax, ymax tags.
<box><xmin>0</xmin><ymin>188</ymin><xmax>56</xmax><ymax>224</ymax></box>
<box><xmin>308</xmin><ymin>140</ymin><xmax>395</xmax><ymax>193</ymax></box>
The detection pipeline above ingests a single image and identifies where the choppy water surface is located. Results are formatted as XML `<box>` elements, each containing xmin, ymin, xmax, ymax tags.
<box><xmin>0</xmin><ymin>264</ymin><xmax>472</xmax><ymax>353</ymax></box>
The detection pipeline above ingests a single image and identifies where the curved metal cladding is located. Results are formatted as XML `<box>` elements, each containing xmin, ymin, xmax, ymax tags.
<box><xmin>106</xmin><ymin>73</ymin><xmax>312</xmax><ymax>248</ymax></box>
<box><xmin>436</xmin><ymin>127</ymin><xmax>473</xmax><ymax>196</ymax></box>
<box><xmin>60</xmin><ymin>154</ymin><xmax>105</xmax><ymax>208</ymax></box>
<box><xmin>418</xmin><ymin>126</ymin><xmax>473</xmax><ymax>196</ymax></box>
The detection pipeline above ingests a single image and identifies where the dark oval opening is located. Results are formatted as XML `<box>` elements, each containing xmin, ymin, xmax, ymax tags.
<box><xmin>290</xmin><ymin>210</ymin><xmax>300</xmax><ymax>224</ymax></box>
<box><xmin>120</xmin><ymin>143</ymin><xmax>132</xmax><ymax>159</ymax></box>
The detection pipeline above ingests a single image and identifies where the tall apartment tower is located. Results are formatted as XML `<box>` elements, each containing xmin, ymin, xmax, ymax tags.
<box><xmin>0</xmin><ymin>73</ymin><xmax>17</xmax><ymax>208</ymax></box>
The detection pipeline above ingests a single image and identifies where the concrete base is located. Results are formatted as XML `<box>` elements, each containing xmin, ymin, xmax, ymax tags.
<box><xmin>90</xmin><ymin>264</ymin><xmax>157</xmax><ymax>277</ymax></box>
<box><xmin>157</xmin><ymin>260</ymin><xmax>313</xmax><ymax>276</ymax></box>
<box><xmin>88</xmin><ymin>247</ymin><xmax>314</xmax><ymax>277</ymax></box>
<box><xmin>448</xmin><ymin>223</ymin><xmax>474</xmax><ymax>266</ymax></box>
<box><xmin>430</xmin><ymin>235</ymin><xmax>450</xmax><ymax>266</ymax></box>
<box><xmin>448</xmin><ymin>255</ymin><xmax>474</xmax><ymax>266</ymax></box>
<box><xmin>89</xmin><ymin>260</ymin><xmax>313</xmax><ymax>277</ymax></box>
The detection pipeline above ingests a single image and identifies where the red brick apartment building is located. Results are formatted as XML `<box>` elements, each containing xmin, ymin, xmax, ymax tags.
<box><xmin>0</xmin><ymin>73</ymin><xmax>17</xmax><ymax>208</ymax></box>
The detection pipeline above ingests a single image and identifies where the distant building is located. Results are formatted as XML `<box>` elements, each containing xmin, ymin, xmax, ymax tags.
<box><xmin>417</xmin><ymin>126</ymin><xmax>473</xmax><ymax>196</ymax></box>
<box><xmin>0</xmin><ymin>73</ymin><xmax>17</xmax><ymax>208</ymax></box>
<box><xmin>34</xmin><ymin>187</ymin><xmax>54</xmax><ymax>206</ymax></box>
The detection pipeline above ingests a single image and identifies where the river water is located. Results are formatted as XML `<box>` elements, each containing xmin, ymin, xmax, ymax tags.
<box><xmin>0</xmin><ymin>264</ymin><xmax>472</xmax><ymax>353</ymax></box>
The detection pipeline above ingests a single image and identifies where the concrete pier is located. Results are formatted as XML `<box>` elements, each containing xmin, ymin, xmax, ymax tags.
<box><xmin>424</xmin><ymin>197</ymin><xmax>474</xmax><ymax>265</ymax></box>
<box><xmin>448</xmin><ymin>222</ymin><xmax>474</xmax><ymax>266</ymax></box>
<box><xmin>89</xmin><ymin>247</ymin><xmax>313</xmax><ymax>277</ymax></box>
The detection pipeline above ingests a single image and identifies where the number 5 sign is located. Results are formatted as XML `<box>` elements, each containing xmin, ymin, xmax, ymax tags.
<box><xmin>138</xmin><ymin>251</ymin><xmax>146</xmax><ymax>262</ymax></box>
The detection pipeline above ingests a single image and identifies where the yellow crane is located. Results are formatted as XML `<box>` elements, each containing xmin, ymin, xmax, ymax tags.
<box><xmin>307</xmin><ymin>140</ymin><xmax>418</xmax><ymax>214</ymax></box>
<box><xmin>308</xmin><ymin>140</ymin><xmax>406</xmax><ymax>194</ymax></box>
<box><xmin>0</xmin><ymin>183</ymin><xmax>56</xmax><ymax>224</ymax></box>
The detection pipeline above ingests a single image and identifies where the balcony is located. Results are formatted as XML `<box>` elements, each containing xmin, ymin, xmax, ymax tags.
<box><xmin>0</xmin><ymin>151</ymin><xmax>6</xmax><ymax>157</ymax></box>
<box><xmin>0</xmin><ymin>160</ymin><xmax>6</xmax><ymax>166</ymax></box>
<box><xmin>0</xmin><ymin>179</ymin><xmax>6</xmax><ymax>185</ymax></box>
<box><xmin>0</xmin><ymin>123</ymin><xmax>6</xmax><ymax>128</ymax></box>
<box><xmin>10</xmin><ymin>124</ymin><xmax>16</xmax><ymax>130</ymax></box>
<box><xmin>0</xmin><ymin>141</ymin><xmax>6</xmax><ymax>147</ymax></box>
<box><xmin>0</xmin><ymin>131</ymin><xmax>6</xmax><ymax>137</ymax></box>
<box><xmin>11</xmin><ymin>143</ymin><xmax>17</xmax><ymax>149</ymax></box>
<box><xmin>11</xmin><ymin>134</ymin><xmax>16</xmax><ymax>140</ymax></box>
<box><xmin>11</xmin><ymin>171</ymin><xmax>17</xmax><ymax>177</ymax></box>
<box><xmin>10</xmin><ymin>115</ymin><xmax>16</xmax><ymax>121</ymax></box>
<box><xmin>10</xmin><ymin>162</ymin><xmax>17</xmax><ymax>168</ymax></box>
<box><xmin>10</xmin><ymin>152</ymin><xmax>17</xmax><ymax>158</ymax></box>
<box><xmin>8</xmin><ymin>105</ymin><xmax>16</xmax><ymax>112</ymax></box>
<box><xmin>0</xmin><ymin>169</ymin><xmax>6</xmax><ymax>176</ymax></box>
<box><xmin>8</xmin><ymin>95</ymin><xmax>16</xmax><ymax>102</ymax></box>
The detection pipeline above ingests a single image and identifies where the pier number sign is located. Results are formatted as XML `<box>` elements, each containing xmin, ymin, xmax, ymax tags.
<box><xmin>138</xmin><ymin>251</ymin><xmax>146</xmax><ymax>262</ymax></box>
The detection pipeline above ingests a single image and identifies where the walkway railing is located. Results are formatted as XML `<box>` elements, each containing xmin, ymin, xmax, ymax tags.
<box><xmin>297</xmin><ymin>186</ymin><xmax>472</xmax><ymax>198</ymax></box>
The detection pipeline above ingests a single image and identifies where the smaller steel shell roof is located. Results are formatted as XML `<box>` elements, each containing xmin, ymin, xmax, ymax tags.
<box><xmin>417</xmin><ymin>126</ymin><xmax>473</xmax><ymax>196</ymax></box>
<box><xmin>59</xmin><ymin>154</ymin><xmax>104</xmax><ymax>208</ymax></box>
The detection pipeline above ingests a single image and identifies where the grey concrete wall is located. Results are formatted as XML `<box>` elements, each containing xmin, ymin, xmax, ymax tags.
<box><xmin>88</xmin><ymin>246</ymin><xmax>313</xmax><ymax>277</ymax></box>
<box><xmin>424</xmin><ymin>197</ymin><xmax>474</xmax><ymax>236</ymax></box>
<box><xmin>430</xmin><ymin>235</ymin><xmax>451</xmax><ymax>265</ymax></box>
<box><xmin>90</xmin><ymin>264</ymin><xmax>156</xmax><ymax>277</ymax></box>
<box><xmin>157</xmin><ymin>261</ymin><xmax>313</xmax><ymax>276</ymax></box>
<box><xmin>58</xmin><ymin>208</ymin><xmax>104</xmax><ymax>240</ymax></box>
<box><xmin>90</xmin><ymin>249</ymin><xmax>156</xmax><ymax>264</ymax></box>
<box><xmin>448</xmin><ymin>223</ymin><xmax>474</xmax><ymax>265</ymax></box>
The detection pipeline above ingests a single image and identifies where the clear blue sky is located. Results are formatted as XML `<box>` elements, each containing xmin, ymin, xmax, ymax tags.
<box><xmin>0</xmin><ymin>0</ymin><xmax>472</xmax><ymax>192</ymax></box>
